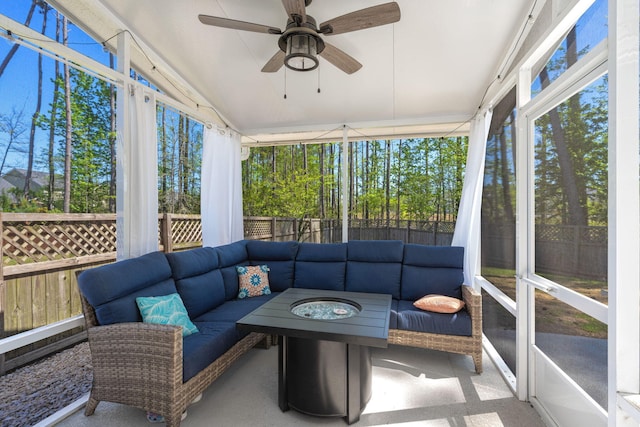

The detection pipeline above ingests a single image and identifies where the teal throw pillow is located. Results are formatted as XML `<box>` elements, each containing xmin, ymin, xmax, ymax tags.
<box><xmin>136</xmin><ymin>293</ymin><xmax>199</xmax><ymax>336</ymax></box>
<box><xmin>236</xmin><ymin>265</ymin><xmax>271</xmax><ymax>299</ymax></box>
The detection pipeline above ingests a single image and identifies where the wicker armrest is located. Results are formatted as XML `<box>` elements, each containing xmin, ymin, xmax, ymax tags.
<box><xmin>461</xmin><ymin>285</ymin><xmax>480</xmax><ymax>316</ymax></box>
<box><xmin>87</xmin><ymin>322</ymin><xmax>183</xmax><ymax>396</ymax></box>
<box><xmin>462</xmin><ymin>285</ymin><xmax>482</xmax><ymax>337</ymax></box>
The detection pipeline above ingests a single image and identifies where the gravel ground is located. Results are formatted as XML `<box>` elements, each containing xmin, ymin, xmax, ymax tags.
<box><xmin>0</xmin><ymin>343</ymin><xmax>93</xmax><ymax>427</ymax></box>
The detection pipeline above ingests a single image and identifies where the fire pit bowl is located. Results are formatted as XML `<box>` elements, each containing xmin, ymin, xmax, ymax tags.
<box><xmin>290</xmin><ymin>298</ymin><xmax>361</xmax><ymax>320</ymax></box>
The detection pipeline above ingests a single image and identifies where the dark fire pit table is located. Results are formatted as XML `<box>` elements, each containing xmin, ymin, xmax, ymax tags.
<box><xmin>237</xmin><ymin>288</ymin><xmax>392</xmax><ymax>424</ymax></box>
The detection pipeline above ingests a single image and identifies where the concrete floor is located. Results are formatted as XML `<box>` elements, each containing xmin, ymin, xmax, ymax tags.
<box><xmin>54</xmin><ymin>344</ymin><xmax>546</xmax><ymax>427</ymax></box>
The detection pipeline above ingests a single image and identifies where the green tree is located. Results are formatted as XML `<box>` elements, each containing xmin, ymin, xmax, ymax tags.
<box><xmin>40</xmin><ymin>69</ymin><xmax>114</xmax><ymax>212</ymax></box>
<box><xmin>157</xmin><ymin>107</ymin><xmax>202</xmax><ymax>214</ymax></box>
<box><xmin>242</xmin><ymin>137</ymin><xmax>469</xmax><ymax>225</ymax></box>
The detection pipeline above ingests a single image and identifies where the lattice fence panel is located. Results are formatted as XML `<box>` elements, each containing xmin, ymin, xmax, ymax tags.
<box><xmin>171</xmin><ymin>216</ymin><xmax>202</xmax><ymax>245</ymax></box>
<box><xmin>434</xmin><ymin>222</ymin><xmax>455</xmax><ymax>233</ymax></box>
<box><xmin>3</xmin><ymin>217</ymin><xmax>116</xmax><ymax>266</ymax></box>
<box><xmin>581</xmin><ymin>226</ymin><xmax>607</xmax><ymax>243</ymax></box>
<box><xmin>244</xmin><ymin>219</ymin><xmax>273</xmax><ymax>239</ymax></box>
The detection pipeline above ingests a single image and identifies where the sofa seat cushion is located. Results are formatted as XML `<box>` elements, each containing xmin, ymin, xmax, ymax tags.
<box><xmin>193</xmin><ymin>293</ymin><xmax>279</xmax><ymax>323</ymax></box>
<box><xmin>246</xmin><ymin>240</ymin><xmax>298</xmax><ymax>292</ymax></box>
<box><xmin>166</xmin><ymin>247</ymin><xmax>226</xmax><ymax>319</ymax></box>
<box><xmin>78</xmin><ymin>251</ymin><xmax>177</xmax><ymax>325</ymax></box>
<box><xmin>183</xmin><ymin>321</ymin><xmax>238</xmax><ymax>382</ymax></box>
<box><xmin>389</xmin><ymin>299</ymin><xmax>399</xmax><ymax>329</ymax></box>
<box><xmin>395</xmin><ymin>300</ymin><xmax>472</xmax><ymax>336</ymax></box>
<box><xmin>294</xmin><ymin>243</ymin><xmax>347</xmax><ymax>291</ymax></box>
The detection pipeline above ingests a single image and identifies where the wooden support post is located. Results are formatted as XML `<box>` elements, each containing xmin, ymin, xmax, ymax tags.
<box><xmin>162</xmin><ymin>213</ymin><xmax>173</xmax><ymax>253</ymax></box>
<box><xmin>271</xmin><ymin>217</ymin><xmax>277</xmax><ymax>241</ymax></box>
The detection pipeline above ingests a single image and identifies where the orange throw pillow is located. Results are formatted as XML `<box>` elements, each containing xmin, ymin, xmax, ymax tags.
<box><xmin>413</xmin><ymin>294</ymin><xmax>465</xmax><ymax>313</ymax></box>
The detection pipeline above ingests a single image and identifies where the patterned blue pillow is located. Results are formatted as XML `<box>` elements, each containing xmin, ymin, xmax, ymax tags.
<box><xmin>136</xmin><ymin>293</ymin><xmax>199</xmax><ymax>336</ymax></box>
<box><xmin>236</xmin><ymin>265</ymin><xmax>271</xmax><ymax>299</ymax></box>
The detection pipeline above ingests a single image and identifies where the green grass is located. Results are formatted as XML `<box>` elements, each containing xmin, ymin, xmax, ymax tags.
<box><xmin>481</xmin><ymin>267</ymin><xmax>516</xmax><ymax>278</ymax></box>
<box><xmin>576</xmin><ymin>312</ymin><xmax>607</xmax><ymax>335</ymax></box>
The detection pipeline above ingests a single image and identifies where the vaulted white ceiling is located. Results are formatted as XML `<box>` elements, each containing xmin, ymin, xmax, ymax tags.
<box><xmin>51</xmin><ymin>0</ymin><xmax>532</xmax><ymax>144</ymax></box>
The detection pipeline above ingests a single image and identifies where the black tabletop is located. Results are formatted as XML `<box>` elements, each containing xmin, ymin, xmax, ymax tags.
<box><xmin>237</xmin><ymin>288</ymin><xmax>392</xmax><ymax>348</ymax></box>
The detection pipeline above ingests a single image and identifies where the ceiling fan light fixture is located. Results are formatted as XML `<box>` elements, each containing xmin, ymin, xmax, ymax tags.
<box><xmin>285</xmin><ymin>33</ymin><xmax>318</xmax><ymax>71</ymax></box>
<box><xmin>200</xmin><ymin>2</ymin><xmax>400</xmax><ymax>74</ymax></box>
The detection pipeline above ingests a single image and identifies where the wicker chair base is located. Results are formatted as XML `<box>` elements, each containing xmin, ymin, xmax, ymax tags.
<box><xmin>389</xmin><ymin>329</ymin><xmax>482</xmax><ymax>373</ymax></box>
<box><xmin>84</xmin><ymin>331</ymin><xmax>266</xmax><ymax>427</ymax></box>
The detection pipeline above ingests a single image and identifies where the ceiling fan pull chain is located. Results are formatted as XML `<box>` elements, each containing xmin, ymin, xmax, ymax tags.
<box><xmin>284</xmin><ymin>68</ymin><xmax>287</xmax><ymax>99</ymax></box>
<box><xmin>317</xmin><ymin>66</ymin><xmax>321</xmax><ymax>94</ymax></box>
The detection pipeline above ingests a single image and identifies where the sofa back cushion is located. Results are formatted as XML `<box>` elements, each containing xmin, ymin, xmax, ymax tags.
<box><xmin>215</xmin><ymin>240</ymin><xmax>249</xmax><ymax>301</ymax></box>
<box><xmin>246</xmin><ymin>240</ymin><xmax>298</xmax><ymax>292</ymax></box>
<box><xmin>165</xmin><ymin>247</ymin><xmax>225</xmax><ymax>318</ymax></box>
<box><xmin>294</xmin><ymin>243</ymin><xmax>347</xmax><ymax>291</ymax></box>
<box><xmin>346</xmin><ymin>240</ymin><xmax>404</xmax><ymax>299</ymax></box>
<box><xmin>401</xmin><ymin>244</ymin><xmax>464</xmax><ymax>300</ymax></box>
<box><xmin>78</xmin><ymin>251</ymin><xmax>177</xmax><ymax>325</ymax></box>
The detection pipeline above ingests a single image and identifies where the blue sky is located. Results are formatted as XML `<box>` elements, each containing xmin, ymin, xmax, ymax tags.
<box><xmin>0</xmin><ymin>1</ymin><xmax>111</xmax><ymax>172</ymax></box>
<box><xmin>531</xmin><ymin>0</ymin><xmax>607</xmax><ymax>93</ymax></box>
<box><xmin>0</xmin><ymin>0</ymin><xmax>610</xmax><ymax>175</ymax></box>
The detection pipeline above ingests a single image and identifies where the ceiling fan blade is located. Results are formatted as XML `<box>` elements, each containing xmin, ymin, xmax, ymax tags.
<box><xmin>198</xmin><ymin>15</ymin><xmax>282</xmax><ymax>34</ymax></box>
<box><xmin>262</xmin><ymin>50</ymin><xmax>286</xmax><ymax>72</ymax></box>
<box><xmin>319</xmin><ymin>2</ymin><xmax>401</xmax><ymax>36</ymax></box>
<box><xmin>281</xmin><ymin>0</ymin><xmax>306</xmax><ymax>23</ymax></box>
<box><xmin>319</xmin><ymin>43</ymin><xmax>362</xmax><ymax>74</ymax></box>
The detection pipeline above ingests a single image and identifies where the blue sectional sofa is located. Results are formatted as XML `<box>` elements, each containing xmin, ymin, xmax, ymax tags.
<box><xmin>77</xmin><ymin>240</ymin><xmax>482</xmax><ymax>427</ymax></box>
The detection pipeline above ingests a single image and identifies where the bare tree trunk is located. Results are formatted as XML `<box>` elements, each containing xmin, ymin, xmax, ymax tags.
<box><xmin>159</xmin><ymin>106</ymin><xmax>167</xmax><ymax>212</ymax></box>
<box><xmin>177</xmin><ymin>115</ymin><xmax>185</xmax><ymax>210</ymax></box>
<box><xmin>348</xmin><ymin>141</ymin><xmax>354</xmax><ymax>218</ymax></box>
<box><xmin>63</xmin><ymin>17</ymin><xmax>72</xmax><ymax>213</ymax></box>
<box><xmin>47</xmin><ymin>10</ymin><xmax>61</xmax><ymax>211</ymax></box>
<box><xmin>539</xmin><ymin>66</ymin><xmax>585</xmax><ymax>226</ymax></box>
<box><xmin>499</xmin><ymin>126</ymin><xmax>514</xmax><ymax>222</ymax></box>
<box><xmin>302</xmin><ymin>144</ymin><xmax>308</xmax><ymax>193</ymax></box>
<box><xmin>396</xmin><ymin>140</ymin><xmax>402</xmax><ymax>221</ymax></box>
<box><xmin>0</xmin><ymin>1</ymin><xmax>37</xmax><ymax>78</ymax></box>
<box><xmin>353</xmin><ymin>142</ymin><xmax>359</xmax><ymax>218</ymax></box>
<box><xmin>0</xmin><ymin>108</ymin><xmax>27</xmax><ymax>175</ymax></box>
<box><xmin>424</xmin><ymin>138</ymin><xmax>430</xmax><ymax>216</ymax></box>
<box><xmin>364</xmin><ymin>141</ymin><xmax>370</xmax><ymax>219</ymax></box>
<box><xmin>330</xmin><ymin>144</ymin><xmax>336</xmax><ymax>216</ymax></box>
<box><xmin>271</xmin><ymin>146</ymin><xmax>277</xmax><ymax>199</ymax></box>
<box><xmin>454</xmin><ymin>137</ymin><xmax>464</xmax><ymax>216</ymax></box>
<box><xmin>319</xmin><ymin>144</ymin><xmax>325</xmax><ymax>218</ymax></box>
<box><xmin>290</xmin><ymin>145</ymin><xmax>295</xmax><ymax>177</ymax></box>
<box><xmin>336</xmin><ymin>144</ymin><xmax>341</xmax><ymax>219</ymax></box>
<box><xmin>436</xmin><ymin>138</ymin><xmax>444</xmax><ymax>221</ymax></box>
<box><xmin>384</xmin><ymin>140</ymin><xmax>391</xmax><ymax>221</ymax></box>
<box><xmin>182</xmin><ymin>117</ymin><xmax>190</xmax><ymax>197</ymax></box>
<box><xmin>108</xmin><ymin>53</ymin><xmax>116</xmax><ymax>213</ymax></box>
<box><xmin>25</xmin><ymin>3</ymin><xmax>49</xmax><ymax>198</ymax></box>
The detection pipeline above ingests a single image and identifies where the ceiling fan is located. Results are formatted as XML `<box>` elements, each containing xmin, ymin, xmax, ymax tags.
<box><xmin>198</xmin><ymin>1</ymin><xmax>400</xmax><ymax>74</ymax></box>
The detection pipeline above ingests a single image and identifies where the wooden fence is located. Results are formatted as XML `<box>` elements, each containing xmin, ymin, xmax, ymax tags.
<box><xmin>482</xmin><ymin>222</ymin><xmax>607</xmax><ymax>280</ymax></box>
<box><xmin>0</xmin><ymin>213</ymin><xmax>200</xmax><ymax>373</ymax></box>
<box><xmin>243</xmin><ymin>217</ymin><xmax>456</xmax><ymax>246</ymax></box>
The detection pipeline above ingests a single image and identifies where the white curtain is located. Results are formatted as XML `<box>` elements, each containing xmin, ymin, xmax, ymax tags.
<box><xmin>201</xmin><ymin>126</ymin><xmax>244</xmax><ymax>247</ymax></box>
<box><xmin>116</xmin><ymin>87</ymin><xmax>158</xmax><ymax>259</ymax></box>
<box><xmin>452</xmin><ymin>109</ymin><xmax>493</xmax><ymax>288</ymax></box>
